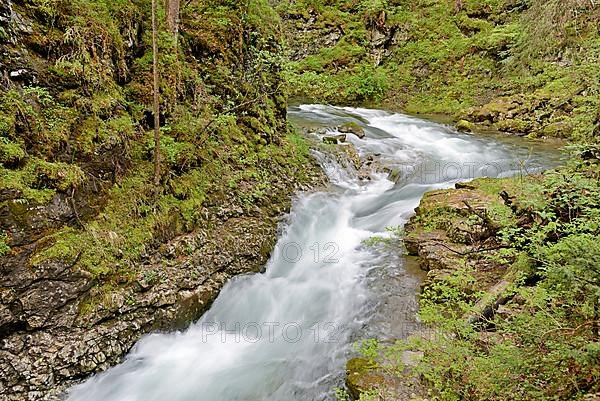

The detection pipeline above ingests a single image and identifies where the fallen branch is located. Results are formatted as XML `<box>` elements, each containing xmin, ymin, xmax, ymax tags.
<box><xmin>428</xmin><ymin>239</ymin><xmax>506</xmax><ymax>256</ymax></box>
<box><xmin>464</xmin><ymin>279</ymin><xmax>514</xmax><ymax>327</ymax></box>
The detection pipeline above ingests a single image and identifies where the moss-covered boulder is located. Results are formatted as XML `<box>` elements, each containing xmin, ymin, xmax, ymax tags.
<box><xmin>323</xmin><ymin>134</ymin><xmax>347</xmax><ymax>144</ymax></box>
<box><xmin>345</xmin><ymin>357</ymin><xmax>385</xmax><ymax>400</ymax></box>
<box><xmin>456</xmin><ymin>119</ymin><xmax>476</xmax><ymax>132</ymax></box>
<box><xmin>338</xmin><ymin>122</ymin><xmax>366</xmax><ymax>138</ymax></box>
<box><xmin>345</xmin><ymin>352</ymin><xmax>425</xmax><ymax>400</ymax></box>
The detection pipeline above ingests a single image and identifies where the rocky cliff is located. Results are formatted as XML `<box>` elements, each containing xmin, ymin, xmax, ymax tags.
<box><xmin>0</xmin><ymin>0</ymin><xmax>324</xmax><ymax>399</ymax></box>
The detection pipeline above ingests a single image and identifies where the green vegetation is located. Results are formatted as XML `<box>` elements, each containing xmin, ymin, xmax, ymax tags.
<box><xmin>1</xmin><ymin>0</ymin><xmax>315</xmax><ymax>288</ymax></box>
<box><xmin>1</xmin><ymin>0</ymin><xmax>599</xmax><ymax>397</ymax></box>
<box><xmin>372</xmin><ymin>146</ymin><xmax>600</xmax><ymax>400</ymax></box>
<box><xmin>278</xmin><ymin>0</ymin><xmax>600</xmax><ymax>140</ymax></box>
<box><xmin>0</xmin><ymin>232</ymin><xmax>10</xmax><ymax>256</ymax></box>
<box><xmin>31</xmin><ymin>129</ymin><xmax>310</xmax><ymax>278</ymax></box>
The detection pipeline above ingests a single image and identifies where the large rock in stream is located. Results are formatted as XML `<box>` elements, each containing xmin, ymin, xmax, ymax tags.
<box><xmin>338</xmin><ymin>122</ymin><xmax>366</xmax><ymax>139</ymax></box>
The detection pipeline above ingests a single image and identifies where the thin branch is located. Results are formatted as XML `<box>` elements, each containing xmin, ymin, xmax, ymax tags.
<box><xmin>541</xmin><ymin>320</ymin><xmax>600</xmax><ymax>339</ymax></box>
<box><xmin>428</xmin><ymin>239</ymin><xmax>507</xmax><ymax>256</ymax></box>
<box><xmin>196</xmin><ymin>83</ymin><xmax>284</xmax><ymax>146</ymax></box>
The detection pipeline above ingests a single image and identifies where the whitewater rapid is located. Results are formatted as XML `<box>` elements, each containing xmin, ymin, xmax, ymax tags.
<box><xmin>64</xmin><ymin>105</ymin><xmax>560</xmax><ymax>401</ymax></box>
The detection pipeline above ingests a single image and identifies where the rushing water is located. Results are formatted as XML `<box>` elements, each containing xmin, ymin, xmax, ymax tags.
<box><xmin>65</xmin><ymin>105</ymin><xmax>562</xmax><ymax>401</ymax></box>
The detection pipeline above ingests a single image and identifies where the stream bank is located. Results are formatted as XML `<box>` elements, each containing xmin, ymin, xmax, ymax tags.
<box><xmin>345</xmin><ymin>177</ymin><xmax>522</xmax><ymax>400</ymax></box>
<box><xmin>0</xmin><ymin>153</ymin><xmax>325</xmax><ymax>401</ymax></box>
<box><xmin>345</xmin><ymin>149</ymin><xmax>600</xmax><ymax>400</ymax></box>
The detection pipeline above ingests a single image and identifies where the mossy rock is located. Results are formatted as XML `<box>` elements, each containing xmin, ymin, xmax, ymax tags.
<box><xmin>0</xmin><ymin>139</ymin><xmax>26</xmax><ymax>165</ymax></box>
<box><xmin>540</xmin><ymin>121</ymin><xmax>573</xmax><ymax>138</ymax></box>
<box><xmin>345</xmin><ymin>357</ymin><xmax>384</xmax><ymax>400</ymax></box>
<box><xmin>456</xmin><ymin>119</ymin><xmax>475</xmax><ymax>132</ymax></box>
<box><xmin>495</xmin><ymin>118</ymin><xmax>534</xmax><ymax>135</ymax></box>
<box><xmin>322</xmin><ymin>134</ymin><xmax>346</xmax><ymax>144</ymax></box>
<box><xmin>338</xmin><ymin>122</ymin><xmax>365</xmax><ymax>138</ymax></box>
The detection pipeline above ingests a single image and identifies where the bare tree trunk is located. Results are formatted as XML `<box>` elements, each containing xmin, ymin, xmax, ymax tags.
<box><xmin>165</xmin><ymin>0</ymin><xmax>181</xmax><ymax>94</ymax></box>
<box><xmin>152</xmin><ymin>0</ymin><xmax>161</xmax><ymax>187</ymax></box>
<box><xmin>166</xmin><ymin>0</ymin><xmax>180</xmax><ymax>34</ymax></box>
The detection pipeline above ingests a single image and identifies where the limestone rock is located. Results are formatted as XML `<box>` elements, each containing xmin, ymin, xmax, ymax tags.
<box><xmin>322</xmin><ymin>134</ymin><xmax>346</xmax><ymax>144</ymax></box>
<box><xmin>338</xmin><ymin>122</ymin><xmax>366</xmax><ymax>139</ymax></box>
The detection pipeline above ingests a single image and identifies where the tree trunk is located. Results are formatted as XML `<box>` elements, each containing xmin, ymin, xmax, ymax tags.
<box><xmin>166</xmin><ymin>0</ymin><xmax>180</xmax><ymax>34</ymax></box>
<box><xmin>166</xmin><ymin>0</ymin><xmax>181</xmax><ymax>93</ymax></box>
<box><xmin>152</xmin><ymin>0</ymin><xmax>161</xmax><ymax>187</ymax></box>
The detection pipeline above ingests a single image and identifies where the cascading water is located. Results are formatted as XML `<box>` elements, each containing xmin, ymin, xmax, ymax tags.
<box><xmin>64</xmin><ymin>105</ymin><xmax>561</xmax><ymax>401</ymax></box>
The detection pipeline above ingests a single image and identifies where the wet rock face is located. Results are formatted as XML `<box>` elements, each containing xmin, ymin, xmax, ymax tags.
<box><xmin>365</xmin><ymin>10</ymin><xmax>408</xmax><ymax>66</ymax></box>
<box><xmin>281</xmin><ymin>6</ymin><xmax>408</xmax><ymax>67</ymax></box>
<box><xmin>0</xmin><ymin>0</ymin><xmax>37</xmax><ymax>86</ymax></box>
<box><xmin>1</xmin><ymin>194</ymin><xmax>76</xmax><ymax>247</ymax></box>
<box><xmin>281</xmin><ymin>9</ymin><xmax>344</xmax><ymax>61</ymax></box>
<box><xmin>0</xmin><ymin>190</ymin><xmax>323</xmax><ymax>400</ymax></box>
<box><xmin>0</xmin><ymin>0</ymin><xmax>12</xmax><ymax>25</ymax></box>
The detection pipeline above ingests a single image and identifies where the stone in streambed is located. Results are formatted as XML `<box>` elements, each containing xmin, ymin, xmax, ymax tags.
<box><xmin>322</xmin><ymin>134</ymin><xmax>346</xmax><ymax>144</ymax></box>
<box><xmin>338</xmin><ymin>122</ymin><xmax>365</xmax><ymax>138</ymax></box>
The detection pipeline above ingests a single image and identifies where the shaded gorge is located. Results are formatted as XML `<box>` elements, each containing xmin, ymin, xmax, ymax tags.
<box><xmin>64</xmin><ymin>105</ymin><xmax>562</xmax><ymax>401</ymax></box>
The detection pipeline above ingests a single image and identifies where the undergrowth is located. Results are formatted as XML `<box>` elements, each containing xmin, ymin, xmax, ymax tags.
<box><xmin>383</xmin><ymin>145</ymin><xmax>600</xmax><ymax>400</ymax></box>
<box><xmin>1</xmin><ymin>0</ymin><xmax>315</xmax><ymax>291</ymax></box>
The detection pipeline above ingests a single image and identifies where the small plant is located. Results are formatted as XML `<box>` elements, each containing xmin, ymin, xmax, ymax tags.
<box><xmin>125</xmin><ymin>294</ymin><xmax>136</xmax><ymax>306</ymax></box>
<box><xmin>334</xmin><ymin>387</ymin><xmax>350</xmax><ymax>401</ymax></box>
<box><xmin>354</xmin><ymin>338</ymin><xmax>380</xmax><ymax>361</ymax></box>
<box><xmin>0</xmin><ymin>232</ymin><xmax>11</xmax><ymax>257</ymax></box>
<box><xmin>362</xmin><ymin>225</ymin><xmax>404</xmax><ymax>248</ymax></box>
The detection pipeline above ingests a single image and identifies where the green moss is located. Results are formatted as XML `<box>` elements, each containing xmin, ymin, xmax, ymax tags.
<box><xmin>0</xmin><ymin>157</ymin><xmax>87</xmax><ymax>204</ymax></box>
<box><xmin>0</xmin><ymin>137</ymin><xmax>26</xmax><ymax>164</ymax></box>
<box><xmin>0</xmin><ymin>232</ymin><xmax>10</xmax><ymax>256</ymax></box>
<box><xmin>346</xmin><ymin>357</ymin><xmax>384</xmax><ymax>400</ymax></box>
<box><xmin>456</xmin><ymin>119</ymin><xmax>475</xmax><ymax>132</ymax></box>
<box><xmin>31</xmin><ymin>160</ymin><xmax>86</xmax><ymax>191</ymax></box>
<box><xmin>30</xmin><ymin>124</ymin><xmax>316</xmax><ymax>280</ymax></box>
